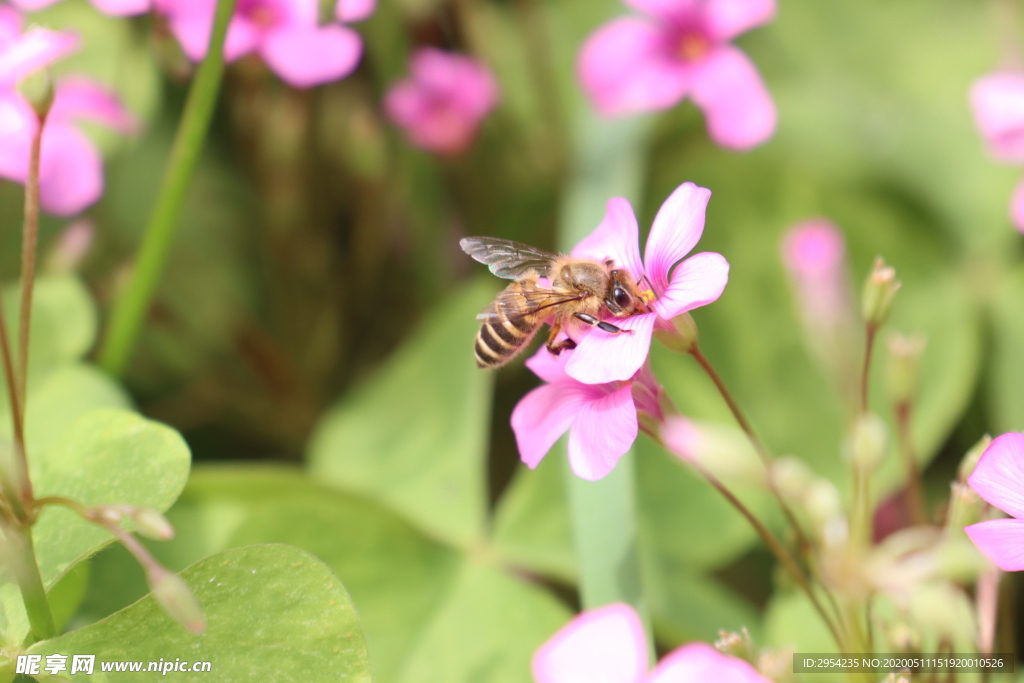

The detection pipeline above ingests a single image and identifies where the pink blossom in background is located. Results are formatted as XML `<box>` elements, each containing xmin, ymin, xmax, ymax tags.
<box><xmin>563</xmin><ymin>182</ymin><xmax>729</xmax><ymax>385</ymax></box>
<box><xmin>578</xmin><ymin>0</ymin><xmax>776</xmax><ymax>150</ymax></box>
<box><xmin>0</xmin><ymin>77</ymin><xmax>138</xmax><ymax>215</ymax></box>
<box><xmin>163</xmin><ymin>0</ymin><xmax>364</xmax><ymax>88</ymax></box>
<box><xmin>10</xmin><ymin>0</ymin><xmax>151</xmax><ymax>17</ymax></box>
<box><xmin>533</xmin><ymin>602</ymin><xmax>772</xmax><ymax>683</ymax></box>
<box><xmin>335</xmin><ymin>0</ymin><xmax>375</xmax><ymax>22</ymax></box>
<box><xmin>385</xmin><ymin>48</ymin><xmax>499</xmax><ymax>156</ymax></box>
<box><xmin>511</xmin><ymin>347</ymin><xmax>662</xmax><ymax>481</ymax></box>
<box><xmin>965</xmin><ymin>433</ymin><xmax>1024</xmax><ymax>571</ymax></box>
<box><xmin>0</xmin><ymin>5</ymin><xmax>79</xmax><ymax>86</ymax></box>
<box><xmin>970</xmin><ymin>72</ymin><xmax>1024</xmax><ymax>233</ymax></box>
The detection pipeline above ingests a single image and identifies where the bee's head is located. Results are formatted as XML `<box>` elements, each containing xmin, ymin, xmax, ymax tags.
<box><xmin>604</xmin><ymin>270</ymin><xmax>636</xmax><ymax>316</ymax></box>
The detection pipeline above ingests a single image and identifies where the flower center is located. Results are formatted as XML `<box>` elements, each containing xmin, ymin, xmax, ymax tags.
<box><xmin>239</xmin><ymin>0</ymin><xmax>280</xmax><ymax>28</ymax></box>
<box><xmin>675</xmin><ymin>31</ymin><xmax>710</xmax><ymax>62</ymax></box>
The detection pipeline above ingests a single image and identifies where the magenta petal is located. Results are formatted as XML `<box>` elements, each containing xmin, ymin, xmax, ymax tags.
<box><xmin>525</xmin><ymin>346</ymin><xmax>571</xmax><ymax>384</ymax></box>
<box><xmin>649</xmin><ymin>642</ymin><xmax>771</xmax><ymax>683</ymax></box>
<box><xmin>532</xmin><ymin>603</ymin><xmax>648</xmax><ymax>683</ymax></box>
<box><xmin>51</xmin><ymin>78</ymin><xmax>138</xmax><ymax>133</ymax></box>
<box><xmin>223</xmin><ymin>17</ymin><xmax>262</xmax><ymax>62</ymax></box>
<box><xmin>568</xmin><ymin>384</ymin><xmax>637</xmax><ymax>481</ymax></box>
<box><xmin>690</xmin><ymin>45</ymin><xmax>775</xmax><ymax>150</ymax></box>
<box><xmin>1011</xmin><ymin>177</ymin><xmax>1024</xmax><ymax>234</ymax></box>
<box><xmin>89</xmin><ymin>0</ymin><xmax>151</xmax><ymax>16</ymax></box>
<box><xmin>8</xmin><ymin>0</ymin><xmax>59</xmax><ymax>12</ymax></box>
<box><xmin>644</xmin><ymin>182</ymin><xmax>711</xmax><ymax>294</ymax></box>
<box><xmin>703</xmin><ymin>0</ymin><xmax>777</xmax><ymax>42</ymax></box>
<box><xmin>260</xmin><ymin>24</ymin><xmax>362</xmax><ymax>88</ymax></box>
<box><xmin>335</xmin><ymin>0</ymin><xmax>376</xmax><ymax>22</ymax></box>
<box><xmin>0</xmin><ymin>28</ymin><xmax>79</xmax><ymax>87</ymax></box>
<box><xmin>968</xmin><ymin>432</ymin><xmax>1024</xmax><ymax>518</ymax></box>
<box><xmin>38</xmin><ymin>123</ymin><xmax>103</xmax><ymax>216</ymax></box>
<box><xmin>166</xmin><ymin>2</ymin><xmax>216</xmax><ymax>62</ymax></box>
<box><xmin>654</xmin><ymin>251</ymin><xmax>729</xmax><ymax>319</ymax></box>
<box><xmin>565</xmin><ymin>313</ymin><xmax>657</xmax><ymax>384</ymax></box>
<box><xmin>622</xmin><ymin>0</ymin><xmax>697</xmax><ymax>21</ymax></box>
<box><xmin>970</xmin><ymin>72</ymin><xmax>1024</xmax><ymax>163</ymax></box>
<box><xmin>965</xmin><ymin>519</ymin><xmax>1024</xmax><ymax>572</ymax></box>
<box><xmin>578</xmin><ymin>17</ymin><xmax>689</xmax><ymax>116</ymax></box>
<box><xmin>572</xmin><ymin>198</ymin><xmax>645</xmax><ymax>283</ymax></box>
<box><xmin>511</xmin><ymin>382</ymin><xmax>595</xmax><ymax>469</ymax></box>
<box><xmin>0</xmin><ymin>92</ymin><xmax>33</xmax><ymax>182</ymax></box>
<box><xmin>0</xmin><ymin>6</ymin><xmax>23</xmax><ymax>41</ymax></box>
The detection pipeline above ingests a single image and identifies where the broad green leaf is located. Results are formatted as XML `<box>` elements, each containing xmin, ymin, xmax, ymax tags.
<box><xmin>48</xmin><ymin>562</ymin><xmax>90</xmax><ymax>635</ymax></box>
<box><xmin>28</xmin><ymin>545</ymin><xmax>372</xmax><ymax>683</ymax></box>
<box><xmin>764</xmin><ymin>590</ymin><xmax>836</xmax><ymax>683</ymax></box>
<box><xmin>0</xmin><ymin>409</ymin><xmax>190</xmax><ymax>645</ymax></box>
<box><xmin>309</xmin><ymin>282</ymin><xmax>494</xmax><ymax>547</ymax></box>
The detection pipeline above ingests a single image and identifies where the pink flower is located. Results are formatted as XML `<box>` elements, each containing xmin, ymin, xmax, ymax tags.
<box><xmin>0</xmin><ymin>5</ymin><xmax>79</xmax><ymax>86</ymax></box>
<box><xmin>533</xmin><ymin>602</ymin><xmax>772</xmax><ymax>683</ymax></box>
<box><xmin>970</xmin><ymin>72</ymin><xmax>1024</xmax><ymax>233</ymax></box>
<box><xmin>11</xmin><ymin>0</ymin><xmax>152</xmax><ymax>17</ymax></box>
<box><xmin>563</xmin><ymin>182</ymin><xmax>728</xmax><ymax>385</ymax></box>
<box><xmin>512</xmin><ymin>347</ymin><xmax>662</xmax><ymax>481</ymax></box>
<box><xmin>965</xmin><ymin>433</ymin><xmax>1024</xmax><ymax>571</ymax></box>
<box><xmin>578</xmin><ymin>0</ymin><xmax>776</xmax><ymax>150</ymax></box>
<box><xmin>335</xmin><ymin>0</ymin><xmax>374</xmax><ymax>22</ymax></box>
<box><xmin>163</xmin><ymin>0</ymin><xmax>364</xmax><ymax>88</ymax></box>
<box><xmin>385</xmin><ymin>48</ymin><xmax>499</xmax><ymax>156</ymax></box>
<box><xmin>0</xmin><ymin>77</ymin><xmax>138</xmax><ymax>216</ymax></box>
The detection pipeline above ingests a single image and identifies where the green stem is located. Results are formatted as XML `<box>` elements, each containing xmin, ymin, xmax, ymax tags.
<box><xmin>98</xmin><ymin>0</ymin><xmax>238</xmax><ymax>377</ymax></box>
<box><xmin>859</xmin><ymin>324</ymin><xmax>877</xmax><ymax>414</ymax></box>
<box><xmin>895</xmin><ymin>401</ymin><xmax>927</xmax><ymax>525</ymax></box>
<box><xmin>12</xmin><ymin>526</ymin><xmax>55</xmax><ymax>643</ymax></box>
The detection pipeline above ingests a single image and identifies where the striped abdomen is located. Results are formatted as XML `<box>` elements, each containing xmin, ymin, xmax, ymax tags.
<box><xmin>474</xmin><ymin>315</ymin><xmax>538</xmax><ymax>368</ymax></box>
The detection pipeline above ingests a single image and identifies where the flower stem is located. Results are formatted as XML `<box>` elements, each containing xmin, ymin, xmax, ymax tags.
<box><xmin>98</xmin><ymin>0</ymin><xmax>238</xmax><ymax>377</ymax></box>
<box><xmin>859</xmin><ymin>324</ymin><xmax>877</xmax><ymax>414</ymax></box>
<box><xmin>12</xmin><ymin>526</ymin><xmax>55</xmax><ymax>643</ymax></box>
<box><xmin>894</xmin><ymin>401</ymin><xmax>927</xmax><ymax>525</ymax></box>
<box><xmin>17</xmin><ymin>116</ymin><xmax>43</xmax><ymax>418</ymax></box>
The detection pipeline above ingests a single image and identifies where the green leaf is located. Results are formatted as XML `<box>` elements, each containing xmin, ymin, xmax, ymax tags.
<box><xmin>989</xmin><ymin>266</ymin><xmax>1024</xmax><ymax>433</ymax></box>
<box><xmin>308</xmin><ymin>283</ymin><xmax>494</xmax><ymax>547</ymax></box>
<box><xmin>0</xmin><ymin>409</ymin><xmax>190</xmax><ymax>645</ymax></box>
<box><xmin>28</xmin><ymin>545</ymin><xmax>372</xmax><ymax>683</ymax></box>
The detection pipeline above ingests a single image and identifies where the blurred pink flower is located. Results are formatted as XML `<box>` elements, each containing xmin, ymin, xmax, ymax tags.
<box><xmin>385</xmin><ymin>48</ymin><xmax>499</xmax><ymax>156</ymax></box>
<box><xmin>0</xmin><ymin>5</ymin><xmax>79</xmax><ymax>86</ymax></box>
<box><xmin>11</xmin><ymin>0</ymin><xmax>151</xmax><ymax>17</ymax></box>
<box><xmin>970</xmin><ymin>72</ymin><xmax>1024</xmax><ymax>233</ymax></box>
<box><xmin>578</xmin><ymin>0</ymin><xmax>776</xmax><ymax>150</ymax></box>
<box><xmin>564</xmin><ymin>182</ymin><xmax>728</xmax><ymax>385</ymax></box>
<box><xmin>163</xmin><ymin>0</ymin><xmax>364</xmax><ymax>88</ymax></box>
<box><xmin>511</xmin><ymin>347</ymin><xmax>662</xmax><ymax>481</ymax></box>
<box><xmin>965</xmin><ymin>433</ymin><xmax>1024</xmax><ymax>571</ymax></box>
<box><xmin>533</xmin><ymin>602</ymin><xmax>772</xmax><ymax>683</ymax></box>
<box><xmin>335</xmin><ymin>0</ymin><xmax>374</xmax><ymax>22</ymax></box>
<box><xmin>0</xmin><ymin>77</ymin><xmax>138</xmax><ymax>216</ymax></box>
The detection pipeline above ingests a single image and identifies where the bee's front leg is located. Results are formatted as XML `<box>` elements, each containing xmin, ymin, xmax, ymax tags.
<box><xmin>573</xmin><ymin>312</ymin><xmax>634</xmax><ymax>335</ymax></box>
<box><xmin>545</xmin><ymin>319</ymin><xmax>577</xmax><ymax>355</ymax></box>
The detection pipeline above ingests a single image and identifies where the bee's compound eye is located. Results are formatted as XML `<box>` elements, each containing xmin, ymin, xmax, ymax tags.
<box><xmin>612</xmin><ymin>287</ymin><xmax>631</xmax><ymax>309</ymax></box>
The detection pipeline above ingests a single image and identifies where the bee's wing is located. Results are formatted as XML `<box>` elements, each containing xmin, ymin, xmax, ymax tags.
<box><xmin>460</xmin><ymin>237</ymin><xmax>559</xmax><ymax>280</ymax></box>
<box><xmin>476</xmin><ymin>282</ymin><xmax>582</xmax><ymax>324</ymax></box>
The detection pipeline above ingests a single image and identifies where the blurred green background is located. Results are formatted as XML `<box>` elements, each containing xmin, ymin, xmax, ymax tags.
<box><xmin>9</xmin><ymin>0</ymin><xmax>1024</xmax><ymax>679</ymax></box>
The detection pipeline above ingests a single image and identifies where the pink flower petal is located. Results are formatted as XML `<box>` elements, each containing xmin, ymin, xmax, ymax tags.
<box><xmin>703</xmin><ymin>0</ymin><xmax>777</xmax><ymax>42</ymax></box>
<box><xmin>565</xmin><ymin>312</ymin><xmax>657</xmax><ymax>384</ymax></box>
<box><xmin>525</xmin><ymin>346</ymin><xmax>571</xmax><ymax>384</ymax></box>
<box><xmin>654</xmin><ymin>251</ymin><xmax>729</xmax><ymax>319</ymax></box>
<box><xmin>643</xmin><ymin>182</ymin><xmax>711</xmax><ymax>294</ymax></box>
<box><xmin>166</xmin><ymin>0</ymin><xmax>217</xmax><ymax>62</ymax></box>
<box><xmin>1011</xmin><ymin>177</ymin><xmax>1024</xmax><ymax>234</ymax></box>
<box><xmin>0</xmin><ymin>27</ymin><xmax>79</xmax><ymax>88</ymax></box>
<box><xmin>89</xmin><ymin>0</ymin><xmax>152</xmax><ymax>16</ymax></box>
<box><xmin>578</xmin><ymin>17</ymin><xmax>689</xmax><ymax>116</ymax></box>
<box><xmin>260</xmin><ymin>24</ymin><xmax>362</xmax><ymax>88</ymax></box>
<box><xmin>648</xmin><ymin>642</ymin><xmax>772</xmax><ymax>683</ymax></box>
<box><xmin>782</xmin><ymin>219</ymin><xmax>845</xmax><ymax>278</ymax></box>
<box><xmin>964</xmin><ymin>519</ymin><xmax>1024</xmax><ymax>572</ymax></box>
<box><xmin>568</xmin><ymin>383</ymin><xmax>638</xmax><ymax>481</ymax></box>
<box><xmin>511</xmin><ymin>381</ymin><xmax>597</xmax><ymax>469</ymax></box>
<box><xmin>7</xmin><ymin>0</ymin><xmax>57</xmax><ymax>13</ymax></box>
<box><xmin>38</xmin><ymin>123</ymin><xmax>103</xmax><ymax>216</ymax></box>
<box><xmin>0</xmin><ymin>93</ymin><xmax>32</xmax><ymax>182</ymax></box>
<box><xmin>970</xmin><ymin>72</ymin><xmax>1024</xmax><ymax>163</ymax></box>
<box><xmin>572</xmin><ymin>198</ymin><xmax>645</xmax><ymax>283</ymax></box>
<box><xmin>631</xmin><ymin>362</ymin><xmax>662</xmax><ymax>420</ymax></box>
<box><xmin>335</xmin><ymin>0</ymin><xmax>376</xmax><ymax>22</ymax></box>
<box><xmin>968</xmin><ymin>432</ymin><xmax>1024</xmax><ymax>518</ymax></box>
<box><xmin>50</xmin><ymin>78</ymin><xmax>138</xmax><ymax>133</ymax></box>
<box><xmin>532</xmin><ymin>603</ymin><xmax>648</xmax><ymax>683</ymax></box>
<box><xmin>690</xmin><ymin>45</ymin><xmax>775</xmax><ymax>150</ymax></box>
<box><xmin>409</xmin><ymin>48</ymin><xmax>499</xmax><ymax>117</ymax></box>
<box><xmin>622</xmin><ymin>0</ymin><xmax>697</xmax><ymax>22</ymax></box>
<box><xmin>224</xmin><ymin>16</ymin><xmax>262</xmax><ymax>62</ymax></box>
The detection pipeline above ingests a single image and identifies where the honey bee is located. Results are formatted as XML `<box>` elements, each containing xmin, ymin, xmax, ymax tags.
<box><xmin>460</xmin><ymin>237</ymin><xmax>654</xmax><ymax>369</ymax></box>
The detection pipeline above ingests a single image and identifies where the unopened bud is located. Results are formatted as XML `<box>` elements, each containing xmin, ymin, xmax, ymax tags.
<box><xmin>149</xmin><ymin>566</ymin><xmax>205</xmax><ymax>634</ymax></box>
<box><xmin>47</xmin><ymin>220</ymin><xmax>94</xmax><ymax>274</ymax></box>
<box><xmin>132</xmin><ymin>508</ymin><xmax>174</xmax><ymax>541</ymax></box>
<box><xmin>886</xmin><ymin>332</ymin><xmax>926</xmax><ymax>405</ymax></box>
<box><xmin>714</xmin><ymin>627</ymin><xmax>754</xmax><ymax>662</ymax></box>
<box><xmin>17</xmin><ymin>69</ymin><xmax>54</xmax><ymax>119</ymax></box>
<box><xmin>946</xmin><ymin>481</ymin><xmax>982</xmax><ymax>530</ymax></box>
<box><xmin>887</xmin><ymin>623</ymin><xmax>920</xmax><ymax>652</ymax></box>
<box><xmin>653</xmin><ymin>312</ymin><xmax>698</xmax><ymax>354</ymax></box>
<box><xmin>847</xmin><ymin>413</ymin><xmax>888</xmax><ymax>474</ymax></box>
<box><xmin>662</xmin><ymin>417</ymin><xmax>765</xmax><ymax>486</ymax></box>
<box><xmin>958</xmin><ymin>435</ymin><xmax>992</xmax><ymax>482</ymax></box>
<box><xmin>771</xmin><ymin>456</ymin><xmax>813</xmax><ymax>503</ymax></box>
<box><xmin>861</xmin><ymin>257</ymin><xmax>901</xmax><ymax>328</ymax></box>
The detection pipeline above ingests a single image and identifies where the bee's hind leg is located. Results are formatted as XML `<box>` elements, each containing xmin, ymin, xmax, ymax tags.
<box><xmin>545</xmin><ymin>320</ymin><xmax>577</xmax><ymax>355</ymax></box>
<box><xmin>573</xmin><ymin>312</ymin><xmax>634</xmax><ymax>335</ymax></box>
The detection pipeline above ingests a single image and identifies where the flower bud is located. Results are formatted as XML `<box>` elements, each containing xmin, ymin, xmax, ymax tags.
<box><xmin>17</xmin><ymin>69</ymin><xmax>54</xmax><ymax>119</ymax></box>
<box><xmin>653</xmin><ymin>312</ymin><xmax>698</xmax><ymax>354</ymax></box>
<box><xmin>714</xmin><ymin>628</ymin><xmax>754</xmax><ymax>662</ymax></box>
<box><xmin>846</xmin><ymin>413</ymin><xmax>888</xmax><ymax>474</ymax></box>
<box><xmin>886</xmin><ymin>623</ymin><xmax>920</xmax><ymax>653</ymax></box>
<box><xmin>861</xmin><ymin>257</ymin><xmax>901</xmax><ymax>328</ymax></box>
<box><xmin>886</xmin><ymin>332</ymin><xmax>926</xmax><ymax>405</ymax></box>
<box><xmin>132</xmin><ymin>507</ymin><xmax>175</xmax><ymax>541</ymax></box>
<box><xmin>958</xmin><ymin>434</ymin><xmax>992</xmax><ymax>482</ymax></box>
<box><xmin>771</xmin><ymin>456</ymin><xmax>813</xmax><ymax>503</ymax></box>
<box><xmin>662</xmin><ymin>417</ymin><xmax>765</xmax><ymax>486</ymax></box>
<box><xmin>148</xmin><ymin>566</ymin><xmax>205</xmax><ymax>634</ymax></box>
<box><xmin>945</xmin><ymin>481</ymin><xmax>982</xmax><ymax>530</ymax></box>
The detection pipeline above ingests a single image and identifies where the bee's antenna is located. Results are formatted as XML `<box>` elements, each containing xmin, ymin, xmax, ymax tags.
<box><xmin>637</xmin><ymin>274</ymin><xmax>655</xmax><ymax>312</ymax></box>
